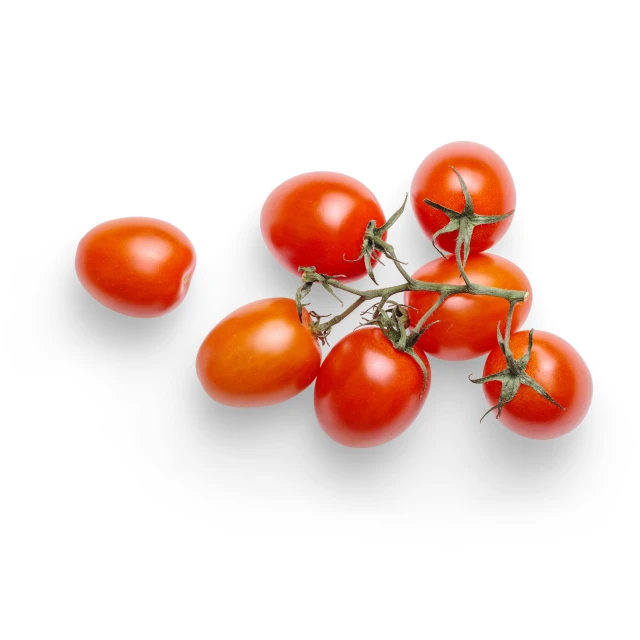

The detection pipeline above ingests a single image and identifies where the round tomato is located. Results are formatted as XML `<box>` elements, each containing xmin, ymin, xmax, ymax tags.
<box><xmin>75</xmin><ymin>217</ymin><xmax>196</xmax><ymax>318</ymax></box>
<box><xmin>481</xmin><ymin>331</ymin><xmax>592</xmax><ymax>439</ymax></box>
<box><xmin>196</xmin><ymin>298</ymin><xmax>321</xmax><ymax>408</ymax></box>
<box><xmin>411</xmin><ymin>141</ymin><xmax>515</xmax><ymax>255</ymax></box>
<box><xmin>260</xmin><ymin>171</ymin><xmax>386</xmax><ymax>281</ymax></box>
<box><xmin>405</xmin><ymin>253</ymin><xmax>532</xmax><ymax>361</ymax></box>
<box><xmin>314</xmin><ymin>327</ymin><xmax>430</xmax><ymax>447</ymax></box>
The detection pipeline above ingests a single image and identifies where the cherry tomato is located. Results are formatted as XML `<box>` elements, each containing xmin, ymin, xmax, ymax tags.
<box><xmin>411</xmin><ymin>141</ymin><xmax>515</xmax><ymax>255</ymax></box>
<box><xmin>405</xmin><ymin>253</ymin><xmax>532</xmax><ymax>361</ymax></box>
<box><xmin>481</xmin><ymin>331</ymin><xmax>592</xmax><ymax>439</ymax></box>
<box><xmin>75</xmin><ymin>217</ymin><xmax>196</xmax><ymax>318</ymax></box>
<box><xmin>314</xmin><ymin>327</ymin><xmax>430</xmax><ymax>447</ymax></box>
<box><xmin>260</xmin><ymin>171</ymin><xmax>386</xmax><ymax>281</ymax></box>
<box><xmin>197</xmin><ymin>298</ymin><xmax>321</xmax><ymax>408</ymax></box>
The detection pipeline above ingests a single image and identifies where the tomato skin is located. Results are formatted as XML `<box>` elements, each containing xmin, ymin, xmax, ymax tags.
<box><xmin>75</xmin><ymin>217</ymin><xmax>196</xmax><ymax>318</ymax></box>
<box><xmin>260</xmin><ymin>172</ymin><xmax>387</xmax><ymax>281</ymax></box>
<box><xmin>405</xmin><ymin>253</ymin><xmax>532</xmax><ymax>361</ymax></box>
<box><xmin>197</xmin><ymin>298</ymin><xmax>321</xmax><ymax>408</ymax></box>
<box><xmin>314</xmin><ymin>328</ymin><xmax>430</xmax><ymax>448</ymax></box>
<box><xmin>411</xmin><ymin>141</ymin><xmax>515</xmax><ymax>254</ymax></box>
<box><xmin>482</xmin><ymin>331</ymin><xmax>592</xmax><ymax>439</ymax></box>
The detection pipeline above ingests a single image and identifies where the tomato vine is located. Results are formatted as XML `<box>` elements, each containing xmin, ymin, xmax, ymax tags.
<box><xmin>295</xmin><ymin>183</ymin><xmax>563</xmax><ymax>417</ymax></box>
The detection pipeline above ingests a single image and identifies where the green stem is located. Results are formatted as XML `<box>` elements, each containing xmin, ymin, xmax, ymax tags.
<box><xmin>310</xmin><ymin>275</ymin><xmax>527</xmax><ymax>341</ymax></box>
<box><xmin>314</xmin><ymin>296</ymin><xmax>366</xmax><ymax>334</ymax></box>
<box><xmin>311</xmin><ymin>277</ymin><xmax>527</xmax><ymax>336</ymax></box>
<box><xmin>406</xmin><ymin>292</ymin><xmax>449</xmax><ymax>348</ymax></box>
<box><xmin>297</xmin><ymin>194</ymin><xmax>528</xmax><ymax>346</ymax></box>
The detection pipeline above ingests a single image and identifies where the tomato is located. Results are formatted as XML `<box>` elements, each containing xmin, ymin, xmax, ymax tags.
<box><xmin>196</xmin><ymin>298</ymin><xmax>321</xmax><ymax>407</ymax></box>
<box><xmin>405</xmin><ymin>253</ymin><xmax>532</xmax><ymax>361</ymax></box>
<box><xmin>260</xmin><ymin>171</ymin><xmax>387</xmax><ymax>281</ymax></box>
<box><xmin>314</xmin><ymin>327</ymin><xmax>430</xmax><ymax>447</ymax></box>
<box><xmin>480</xmin><ymin>331</ymin><xmax>592</xmax><ymax>439</ymax></box>
<box><xmin>411</xmin><ymin>141</ymin><xmax>515</xmax><ymax>255</ymax></box>
<box><xmin>75</xmin><ymin>217</ymin><xmax>196</xmax><ymax>318</ymax></box>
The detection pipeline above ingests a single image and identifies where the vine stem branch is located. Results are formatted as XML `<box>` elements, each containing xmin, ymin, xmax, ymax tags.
<box><xmin>311</xmin><ymin>275</ymin><xmax>527</xmax><ymax>337</ymax></box>
<box><xmin>295</xmin><ymin>191</ymin><xmax>528</xmax><ymax>355</ymax></box>
<box><xmin>313</xmin><ymin>296</ymin><xmax>366</xmax><ymax>334</ymax></box>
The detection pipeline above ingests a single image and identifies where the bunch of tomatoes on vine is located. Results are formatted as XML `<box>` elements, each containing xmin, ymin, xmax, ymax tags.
<box><xmin>76</xmin><ymin>142</ymin><xmax>592</xmax><ymax>448</ymax></box>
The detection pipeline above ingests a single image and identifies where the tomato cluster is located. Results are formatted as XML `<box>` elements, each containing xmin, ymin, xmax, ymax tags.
<box><xmin>76</xmin><ymin>141</ymin><xmax>592</xmax><ymax>448</ymax></box>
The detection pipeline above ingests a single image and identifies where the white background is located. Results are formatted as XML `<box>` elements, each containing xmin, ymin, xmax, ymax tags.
<box><xmin>1</xmin><ymin>1</ymin><xmax>637</xmax><ymax>638</ymax></box>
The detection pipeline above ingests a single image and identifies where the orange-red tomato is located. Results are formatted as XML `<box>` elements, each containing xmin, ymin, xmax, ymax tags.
<box><xmin>75</xmin><ymin>217</ymin><xmax>196</xmax><ymax>318</ymax></box>
<box><xmin>314</xmin><ymin>328</ymin><xmax>431</xmax><ymax>447</ymax></box>
<box><xmin>260</xmin><ymin>171</ymin><xmax>386</xmax><ymax>281</ymax></box>
<box><xmin>196</xmin><ymin>298</ymin><xmax>321</xmax><ymax>408</ymax></box>
<box><xmin>405</xmin><ymin>254</ymin><xmax>532</xmax><ymax>361</ymax></box>
<box><xmin>482</xmin><ymin>331</ymin><xmax>592</xmax><ymax>439</ymax></box>
<box><xmin>411</xmin><ymin>141</ymin><xmax>515</xmax><ymax>255</ymax></box>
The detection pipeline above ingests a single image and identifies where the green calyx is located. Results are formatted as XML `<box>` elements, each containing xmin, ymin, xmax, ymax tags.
<box><xmin>469</xmin><ymin>325</ymin><xmax>565</xmax><ymax>422</ymax></box>
<box><xmin>296</xmin><ymin>267</ymin><xmax>342</xmax><ymax>319</ymax></box>
<box><xmin>356</xmin><ymin>300</ymin><xmax>434</xmax><ymax>396</ymax></box>
<box><xmin>350</xmin><ymin>194</ymin><xmax>410</xmax><ymax>285</ymax></box>
<box><xmin>425</xmin><ymin>166</ymin><xmax>514</xmax><ymax>269</ymax></box>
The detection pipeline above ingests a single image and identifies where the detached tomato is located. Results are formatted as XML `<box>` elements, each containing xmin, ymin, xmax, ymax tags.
<box><xmin>411</xmin><ymin>141</ymin><xmax>515</xmax><ymax>255</ymax></box>
<box><xmin>76</xmin><ymin>217</ymin><xmax>196</xmax><ymax>318</ymax></box>
<box><xmin>405</xmin><ymin>254</ymin><xmax>532</xmax><ymax>361</ymax></box>
<box><xmin>481</xmin><ymin>331</ymin><xmax>592</xmax><ymax>439</ymax></box>
<box><xmin>197</xmin><ymin>298</ymin><xmax>321</xmax><ymax>408</ymax></box>
<box><xmin>260</xmin><ymin>171</ymin><xmax>386</xmax><ymax>281</ymax></box>
<box><xmin>314</xmin><ymin>328</ymin><xmax>430</xmax><ymax>447</ymax></box>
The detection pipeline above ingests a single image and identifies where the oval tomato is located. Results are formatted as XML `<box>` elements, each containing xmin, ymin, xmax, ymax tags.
<box><xmin>314</xmin><ymin>327</ymin><xmax>431</xmax><ymax>447</ymax></box>
<box><xmin>411</xmin><ymin>141</ymin><xmax>515</xmax><ymax>255</ymax></box>
<box><xmin>196</xmin><ymin>298</ymin><xmax>321</xmax><ymax>408</ymax></box>
<box><xmin>405</xmin><ymin>253</ymin><xmax>532</xmax><ymax>361</ymax></box>
<box><xmin>260</xmin><ymin>171</ymin><xmax>386</xmax><ymax>281</ymax></box>
<box><xmin>481</xmin><ymin>331</ymin><xmax>592</xmax><ymax>439</ymax></box>
<box><xmin>75</xmin><ymin>217</ymin><xmax>196</xmax><ymax>318</ymax></box>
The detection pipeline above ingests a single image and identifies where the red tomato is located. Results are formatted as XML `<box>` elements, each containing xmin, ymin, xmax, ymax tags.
<box><xmin>405</xmin><ymin>253</ymin><xmax>532</xmax><ymax>361</ymax></box>
<box><xmin>75</xmin><ymin>217</ymin><xmax>196</xmax><ymax>318</ymax></box>
<box><xmin>197</xmin><ymin>298</ymin><xmax>321</xmax><ymax>408</ymax></box>
<box><xmin>481</xmin><ymin>331</ymin><xmax>592</xmax><ymax>439</ymax></box>
<box><xmin>314</xmin><ymin>327</ymin><xmax>430</xmax><ymax>447</ymax></box>
<box><xmin>260</xmin><ymin>171</ymin><xmax>386</xmax><ymax>281</ymax></box>
<box><xmin>411</xmin><ymin>141</ymin><xmax>515</xmax><ymax>255</ymax></box>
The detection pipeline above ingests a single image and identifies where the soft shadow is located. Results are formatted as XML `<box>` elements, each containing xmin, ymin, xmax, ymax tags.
<box><xmin>422</xmin><ymin>354</ymin><xmax>586</xmax><ymax>489</ymax></box>
<box><xmin>244</xmin><ymin>219</ymin><xmax>301</xmax><ymax>295</ymax></box>
<box><xmin>299</xmin><ymin>417</ymin><xmax>413</xmax><ymax>493</ymax></box>
<box><xmin>65</xmin><ymin>276</ymin><xmax>186</xmax><ymax>350</ymax></box>
<box><xmin>470</xmin><ymin>408</ymin><xmax>591</xmax><ymax>485</ymax></box>
<box><xmin>188</xmin><ymin>372</ymin><xmax>318</xmax><ymax>448</ymax></box>
<box><xmin>188</xmin><ymin>362</ymin><xmax>409</xmax><ymax>489</ymax></box>
<box><xmin>460</xmin><ymin>354</ymin><xmax>593</xmax><ymax>489</ymax></box>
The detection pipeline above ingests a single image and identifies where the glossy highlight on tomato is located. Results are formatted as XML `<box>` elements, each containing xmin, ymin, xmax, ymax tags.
<box><xmin>75</xmin><ymin>217</ymin><xmax>196</xmax><ymax>318</ymax></box>
<box><xmin>482</xmin><ymin>331</ymin><xmax>592</xmax><ymax>439</ymax></box>
<box><xmin>411</xmin><ymin>141</ymin><xmax>515</xmax><ymax>255</ymax></box>
<box><xmin>314</xmin><ymin>327</ymin><xmax>431</xmax><ymax>447</ymax></box>
<box><xmin>196</xmin><ymin>298</ymin><xmax>321</xmax><ymax>408</ymax></box>
<box><xmin>405</xmin><ymin>253</ymin><xmax>532</xmax><ymax>361</ymax></box>
<box><xmin>260</xmin><ymin>171</ymin><xmax>386</xmax><ymax>281</ymax></box>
